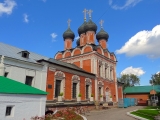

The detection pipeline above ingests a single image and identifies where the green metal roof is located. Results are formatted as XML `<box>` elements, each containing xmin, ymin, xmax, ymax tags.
<box><xmin>124</xmin><ymin>85</ymin><xmax>160</xmax><ymax>94</ymax></box>
<box><xmin>0</xmin><ymin>76</ymin><xmax>47</xmax><ymax>95</ymax></box>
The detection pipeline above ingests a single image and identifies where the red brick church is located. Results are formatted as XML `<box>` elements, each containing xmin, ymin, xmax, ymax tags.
<box><xmin>46</xmin><ymin>9</ymin><xmax>123</xmax><ymax>104</ymax></box>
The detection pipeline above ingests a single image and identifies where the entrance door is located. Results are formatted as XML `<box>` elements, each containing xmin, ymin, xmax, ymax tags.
<box><xmin>105</xmin><ymin>91</ymin><xmax>110</xmax><ymax>102</ymax></box>
<box><xmin>55</xmin><ymin>80</ymin><xmax>61</xmax><ymax>97</ymax></box>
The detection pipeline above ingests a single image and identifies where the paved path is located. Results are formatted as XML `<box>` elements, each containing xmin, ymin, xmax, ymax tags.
<box><xmin>84</xmin><ymin>106</ymin><xmax>144</xmax><ymax>120</ymax></box>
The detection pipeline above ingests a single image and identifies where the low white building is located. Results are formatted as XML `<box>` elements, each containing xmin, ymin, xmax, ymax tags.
<box><xmin>0</xmin><ymin>76</ymin><xmax>47</xmax><ymax>120</ymax></box>
<box><xmin>0</xmin><ymin>42</ymin><xmax>48</xmax><ymax>91</ymax></box>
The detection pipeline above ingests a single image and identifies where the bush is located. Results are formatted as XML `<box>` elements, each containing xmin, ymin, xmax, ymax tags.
<box><xmin>78</xmin><ymin>93</ymin><xmax>82</xmax><ymax>97</ymax></box>
<box><xmin>91</xmin><ymin>94</ymin><xmax>94</xmax><ymax>97</ymax></box>
<box><xmin>60</xmin><ymin>92</ymin><xmax>63</xmax><ymax>96</ymax></box>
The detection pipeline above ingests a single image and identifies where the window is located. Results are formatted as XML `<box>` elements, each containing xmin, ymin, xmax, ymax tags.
<box><xmin>5</xmin><ymin>106</ymin><xmax>13</xmax><ymax>116</ymax></box>
<box><xmin>105</xmin><ymin>68</ymin><xmax>107</xmax><ymax>78</ymax></box>
<box><xmin>86</xmin><ymin>85</ymin><xmax>89</xmax><ymax>99</ymax></box>
<box><xmin>21</xmin><ymin>51</ymin><xmax>29</xmax><ymax>58</ymax></box>
<box><xmin>99</xmin><ymin>65</ymin><xmax>101</xmax><ymax>77</ymax></box>
<box><xmin>99</xmin><ymin>87</ymin><xmax>101</xmax><ymax>97</ymax></box>
<box><xmin>25</xmin><ymin>76</ymin><xmax>33</xmax><ymax>86</ymax></box>
<box><xmin>55</xmin><ymin>80</ymin><xmax>61</xmax><ymax>97</ymax></box>
<box><xmin>72</xmin><ymin>83</ymin><xmax>77</xmax><ymax>98</ymax></box>
<box><xmin>4</xmin><ymin>72</ymin><xmax>8</xmax><ymax>77</ymax></box>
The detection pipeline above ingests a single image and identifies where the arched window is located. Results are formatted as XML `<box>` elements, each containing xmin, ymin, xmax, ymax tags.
<box><xmin>105</xmin><ymin>63</ymin><xmax>109</xmax><ymax>79</ymax></box>
<box><xmin>72</xmin><ymin>75</ymin><xmax>80</xmax><ymax>99</ymax></box>
<box><xmin>54</xmin><ymin>71</ymin><xmax>65</xmax><ymax>98</ymax></box>
<box><xmin>85</xmin><ymin>78</ymin><xmax>92</xmax><ymax>99</ymax></box>
<box><xmin>99</xmin><ymin>61</ymin><xmax>102</xmax><ymax>77</ymax></box>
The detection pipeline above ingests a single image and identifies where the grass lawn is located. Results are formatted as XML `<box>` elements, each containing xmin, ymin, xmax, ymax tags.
<box><xmin>131</xmin><ymin>109</ymin><xmax>160</xmax><ymax>120</ymax></box>
<box><xmin>144</xmin><ymin>106</ymin><xmax>160</xmax><ymax>109</ymax></box>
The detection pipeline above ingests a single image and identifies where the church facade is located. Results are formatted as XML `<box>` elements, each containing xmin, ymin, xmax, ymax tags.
<box><xmin>54</xmin><ymin>9</ymin><xmax>123</xmax><ymax>102</ymax></box>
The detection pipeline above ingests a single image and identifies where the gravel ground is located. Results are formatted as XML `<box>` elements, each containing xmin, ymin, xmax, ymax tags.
<box><xmin>84</xmin><ymin>106</ymin><xmax>145</xmax><ymax>120</ymax></box>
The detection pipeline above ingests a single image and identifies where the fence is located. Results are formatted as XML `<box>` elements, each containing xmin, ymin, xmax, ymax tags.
<box><xmin>118</xmin><ymin>98</ymin><xmax>137</xmax><ymax>108</ymax></box>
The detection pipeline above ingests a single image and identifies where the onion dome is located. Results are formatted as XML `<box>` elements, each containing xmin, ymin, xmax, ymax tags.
<box><xmin>78</xmin><ymin>21</ymin><xmax>87</xmax><ymax>36</ymax></box>
<box><xmin>63</xmin><ymin>28</ymin><xmax>75</xmax><ymax>41</ymax></box>
<box><xmin>76</xmin><ymin>38</ymin><xmax>80</xmax><ymax>46</ymax></box>
<box><xmin>84</xmin><ymin>19</ymin><xmax>97</xmax><ymax>33</ymax></box>
<box><xmin>96</xmin><ymin>28</ymin><xmax>109</xmax><ymax>42</ymax></box>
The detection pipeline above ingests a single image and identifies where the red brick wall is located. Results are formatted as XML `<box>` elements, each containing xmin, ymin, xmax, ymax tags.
<box><xmin>73</xmin><ymin>49</ymin><xmax>81</xmax><ymax>56</ymax></box>
<box><xmin>73</xmin><ymin>61</ymin><xmax>80</xmax><ymax>68</ymax></box>
<box><xmin>99</xmin><ymin>40</ymin><xmax>106</xmax><ymax>49</ymax></box>
<box><xmin>124</xmin><ymin>94</ymin><xmax>149</xmax><ymax>100</ymax></box>
<box><xmin>83</xmin><ymin>46</ymin><xmax>92</xmax><ymax>53</ymax></box>
<box><xmin>118</xmin><ymin>87</ymin><xmax>123</xmax><ymax>99</ymax></box>
<box><xmin>55</xmin><ymin>53</ymin><xmax>62</xmax><ymax>60</ymax></box>
<box><xmin>46</xmin><ymin>68</ymin><xmax>95</xmax><ymax>101</ymax></box>
<box><xmin>83</xmin><ymin>59</ymin><xmax>91</xmax><ymax>72</ymax></box>
<box><xmin>46</xmin><ymin>69</ymin><xmax>55</xmax><ymax>100</ymax></box>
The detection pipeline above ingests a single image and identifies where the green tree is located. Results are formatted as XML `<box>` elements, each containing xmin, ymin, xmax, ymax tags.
<box><xmin>118</xmin><ymin>74</ymin><xmax>140</xmax><ymax>89</ymax></box>
<box><xmin>149</xmin><ymin>73</ymin><xmax>160</xmax><ymax>85</ymax></box>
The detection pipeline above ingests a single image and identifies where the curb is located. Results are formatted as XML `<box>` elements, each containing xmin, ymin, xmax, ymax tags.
<box><xmin>126</xmin><ymin>109</ymin><xmax>148</xmax><ymax>120</ymax></box>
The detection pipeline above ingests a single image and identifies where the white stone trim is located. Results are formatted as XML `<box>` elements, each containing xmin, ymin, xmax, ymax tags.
<box><xmin>54</xmin><ymin>52</ymin><xmax>62</xmax><ymax>59</ymax></box>
<box><xmin>71</xmin><ymin>48</ymin><xmax>81</xmax><ymax>56</ymax></box>
<box><xmin>71</xmin><ymin>75</ymin><xmax>80</xmax><ymax>98</ymax></box>
<box><xmin>62</xmin><ymin>50</ymin><xmax>71</xmax><ymax>58</ymax></box>
<box><xmin>85</xmin><ymin>78</ymin><xmax>92</xmax><ymax>99</ymax></box>
<box><xmin>54</xmin><ymin>71</ymin><xmax>65</xmax><ymax>98</ymax></box>
<box><xmin>81</xmin><ymin>44</ymin><xmax>93</xmax><ymax>54</ymax></box>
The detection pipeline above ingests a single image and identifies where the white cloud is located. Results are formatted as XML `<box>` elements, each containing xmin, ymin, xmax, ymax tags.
<box><xmin>0</xmin><ymin>0</ymin><xmax>16</xmax><ymax>16</ymax></box>
<box><xmin>156</xmin><ymin>71</ymin><xmax>160</xmax><ymax>74</ymax></box>
<box><xmin>51</xmin><ymin>33</ymin><xmax>57</xmax><ymax>42</ymax></box>
<box><xmin>121</xmin><ymin>66</ymin><xmax>145</xmax><ymax>76</ymax></box>
<box><xmin>109</xmin><ymin>0</ymin><xmax>142</xmax><ymax>10</ymax></box>
<box><xmin>75</xmin><ymin>36</ymin><xmax>80</xmax><ymax>40</ymax></box>
<box><xmin>116</xmin><ymin>25</ymin><xmax>160</xmax><ymax>58</ymax></box>
<box><xmin>23</xmin><ymin>14</ymin><xmax>29</xmax><ymax>23</ymax></box>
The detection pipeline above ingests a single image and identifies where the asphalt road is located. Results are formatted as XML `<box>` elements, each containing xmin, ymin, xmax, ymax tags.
<box><xmin>84</xmin><ymin>106</ymin><xmax>144</xmax><ymax>120</ymax></box>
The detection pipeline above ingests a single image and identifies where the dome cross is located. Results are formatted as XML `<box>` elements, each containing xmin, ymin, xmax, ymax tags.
<box><xmin>88</xmin><ymin>9</ymin><xmax>93</xmax><ymax>19</ymax></box>
<box><xmin>83</xmin><ymin>8</ymin><xmax>88</xmax><ymax>21</ymax></box>
<box><xmin>67</xmin><ymin>19</ymin><xmax>71</xmax><ymax>28</ymax></box>
<box><xmin>99</xmin><ymin>20</ymin><xmax>104</xmax><ymax>28</ymax></box>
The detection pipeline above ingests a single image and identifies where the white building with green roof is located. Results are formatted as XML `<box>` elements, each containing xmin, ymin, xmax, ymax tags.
<box><xmin>0</xmin><ymin>42</ymin><xmax>49</xmax><ymax>91</ymax></box>
<box><xmin>0</xmin><ymin>76</ymin><xmax>47</xmax><ymax>120</ymax></box>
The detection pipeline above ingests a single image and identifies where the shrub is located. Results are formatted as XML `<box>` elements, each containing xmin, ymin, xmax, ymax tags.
<box><xmin>91</xmin><ymin>94</ymin><xmax>94</xmax><ymax>97</ymax></box>
<box><xmin>78</xmin><ymin>93</ymin><xmax>82</xmax><ymax>97</ymax></box>
<box><xmin>60</xmin><ymin>92</ymin><xmax>63</xmax><ymax>96</ymax></box>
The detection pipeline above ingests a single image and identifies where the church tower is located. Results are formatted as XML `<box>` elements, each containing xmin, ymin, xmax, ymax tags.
<box><xmin>63</xmin><ymin>19</ymin><xmax>75</xmax><ymax>50</ymax></box>
<box><xmin>54</xmin><ymin>9</ymin><xmax>122</xmax><ymax>102</ymax></box>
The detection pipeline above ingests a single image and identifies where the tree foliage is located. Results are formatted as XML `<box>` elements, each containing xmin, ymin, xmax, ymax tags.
<box><xmin>118</xmin><ymin>74</ymin><xmax>140</xmax><ymax>89</ymax></box>
<box><xmin>149</xmin><ymin>73</ymin><xmax>160</xmax><ymax>85</ymax></box>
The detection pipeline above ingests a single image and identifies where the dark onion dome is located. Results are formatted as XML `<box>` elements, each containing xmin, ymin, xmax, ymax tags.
<box><xmin>63</xmin><ymin>28</ymin><xmax>75</xmax><ymax>41</ymax></box>
<box><xmin>76</xmin><ymin>38</ymin><xmax>80</xmax><ymax>46</ymax></box>
<box><xmin>84</xmin><ymin>19</ymin><xmax>97</xmax><ymax>33</ymax></box>
<box><xmin>96</xmin><ymin>28</ymin><xmax>109</xmax><ymax>42</ymax></box>
<box><xmin>78</xmin><ymin>21</ymin><xmax>87</xmax><ymax>36</ymax></box>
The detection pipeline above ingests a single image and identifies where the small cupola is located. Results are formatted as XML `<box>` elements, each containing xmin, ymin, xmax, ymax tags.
<box><xmin>84</xmin><ymin>19</ymin><xmax>97</xmax><ymax>33</ymax></box>
<box><xmin>96</xmin><ymin>20</ymin><xmax>109</xmax><ymax>49</ymax></box>
<box><xmin>63</xmin><ymin>28</ymin><xmax>75</xmax><ymax>40</ymax></box>
<box><xmin>63</xmin><ymin>19</ymin><xmax>75</xmax><ymax>41</ymax></box>
<box><xmin>96</xmin><ymin>28</ymin><xmax>109</xmax><ymax>42</ymax></box>
<box><xmin>78</xmin><ymin>21</ymin><xmax>87</xmax><ymax>36</ymax></box>
<box><xmin>63</xmin><ymin>19</ymin><xmax>75</xmax><ymax>50</ymax></box>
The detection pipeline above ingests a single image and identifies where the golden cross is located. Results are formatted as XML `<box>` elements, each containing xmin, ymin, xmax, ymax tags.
<box><xmin>88</xmin><ymin>9</ymin><xmax>93</xmax><ymax>19</ymax></box>
<box><xmin>67</xmin><ymin>19</ymin><xmax>71</xmax><ymax>28</ymax></box>
<box><xmin>83</xmin><ymin>8</ymin><xmax>88</xmax><ymax>21</ymax></box>
<box><xmin>99</xmin><ymin>20</ymin><xmax>104</xmax><ymax>28</ymax></box>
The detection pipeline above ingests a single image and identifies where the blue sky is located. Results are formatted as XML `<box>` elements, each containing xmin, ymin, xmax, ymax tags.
<box><xmin>0</xmin><ymin>0</ymin><xmax>160</xmax><ymax>85</ymax></box>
